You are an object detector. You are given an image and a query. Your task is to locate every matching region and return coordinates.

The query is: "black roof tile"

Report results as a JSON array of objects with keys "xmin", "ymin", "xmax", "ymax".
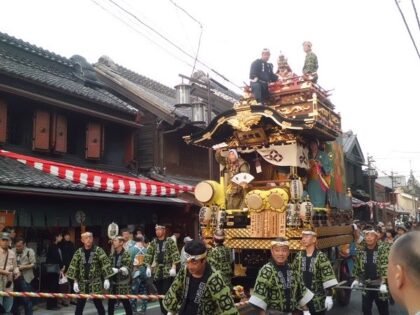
[
  {"xmin": 0, "ymin": 32, "xmax": 138, "ymax": 116},
  {"xmin": 0, "ymin": 156, "xmax": 96, "ymax": 191}
]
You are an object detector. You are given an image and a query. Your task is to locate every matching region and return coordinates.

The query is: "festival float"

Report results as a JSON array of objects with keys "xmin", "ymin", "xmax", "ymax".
[{"xmin": 184, "ymin": 76, "xmax": 354, "ymax": 302}]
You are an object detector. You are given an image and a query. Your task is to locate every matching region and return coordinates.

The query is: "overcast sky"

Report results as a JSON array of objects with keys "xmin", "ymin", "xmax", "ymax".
[{"xmin": 1, "ymin": 0, "xmax": 419, "ymax": 181}]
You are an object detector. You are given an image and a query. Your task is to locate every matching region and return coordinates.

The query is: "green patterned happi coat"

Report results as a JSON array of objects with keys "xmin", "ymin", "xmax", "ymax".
[
  {"xmin": 250, "ymin": 261, "xmax": 313, "ymax": 312},
  {"xmin": 163, "ymin": 264, "xmax": 239, "ymax": 315},
  {"xmin": 144, "ymin": 237, "xmax": 180, "ymax": 281},
  {"xmin": 303, "ymin": 51, "xmax": 318, "ymax": 74},
  {"xmin": 353, "ymin": 243, "xmax": 390, "ymax": 301},
  {"xmin": 292, "ymin": 251, "xmax": 338, "ymax": 312},
  {"xmin": 67, "ymin": 246, "xmax": 114, "ymax": 294},
  {"xmin": 208, "ymin": 245, "xmax": 233, "ymax": 288},
  {"xmin": 109, "ymin": 249, "xmax": 132, "ymax": 295}
]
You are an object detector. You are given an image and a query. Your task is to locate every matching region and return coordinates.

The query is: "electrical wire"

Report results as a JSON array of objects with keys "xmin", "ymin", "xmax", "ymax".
[
  {"xmin": 395, "ymin": 0, "xmax": 420, "ymax": 60},
  {"xmin": 90, "ymin": 0, "xmax": 194, "ymax": 68},
  {"xmin": 168, "ymin": 0, "xmax": 204, "ymax": 77},
  {"xmin": 106, "ymin": 0, "xmax": 242, "ymax": 89},
  {"xmin": 412, "ymin": 0, "xmax": 420, "ymax": 30}
]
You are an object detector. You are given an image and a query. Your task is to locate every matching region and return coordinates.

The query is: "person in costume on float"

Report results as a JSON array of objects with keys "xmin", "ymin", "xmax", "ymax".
[
  {"xmin": 302, "ymin": 41, "xmax": 319, "ymax": 83},
  {"xmin": 207, "ymin": 229, "xmax": 233, "ymax": 289},
  {"xmin": 351, "ymin": 226, "xmax": 390, "ymax": 315},
  {"xmin": 250, "ymin": 237, "xmax": 314, "ymax": 315},
  {"xmin": 215, "ymin": 148, "xmax": 250, "ymax": 209},
  {"xmin": 108, "ymin": 236, "xmax": 133, "ymax": 315},
  {"xmin": 163, "ymin": 240, "xmax": 239, "ymax": 315},
  {"xmin": 307, "ymin": 139, "xmax": 332, "ymax": 208},
  {"xmin": 292, "ymin": 231, "xmax": 338, "ymax": 315},
  {"xmin": 387, "ymin": 231, "xmax": 420, "ymax": 315},
  {"xmin": 249, "ymin": 48, "xmax": 278, "ymax": 104},
  {"xmin": 66, "ymin": 232, "xmax": 114, "ymax": 315},
  {"xmin": 276, "ymin": 52, "xmax": 294, "ymax": 81},
  {"xmin": 144, "ymin": 224, "xmax": 180, "ymax": 315}
]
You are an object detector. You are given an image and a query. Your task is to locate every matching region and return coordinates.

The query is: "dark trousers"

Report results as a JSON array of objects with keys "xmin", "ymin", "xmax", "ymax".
[
  {"xmin": 108, "ymin": 299, "xmax": 132, "ymax": 315},
  {"xmin": 75, "ymin": 298, "xmax": 105, "ymax": 315},
  {"xmin": 12, "ymin": 277, "xmax": 33, "ymax": 315},
  {"xmin": 250, "ymin": 81, "xmax": 269, "ymax": 103},
  {"xmin": 45, "ymin": 272, "xmax": 59, "ymax": 309},
  {"xmin": 362, "ymin": 291, "xmax": 389, "ymax": 315},
  {"xmin": 308, "ymin": 302, "xmax": 325, "ymax": 315},
  {"xmin": 155, "ymin": 278, "xmax": 172, "ymax": 315}
]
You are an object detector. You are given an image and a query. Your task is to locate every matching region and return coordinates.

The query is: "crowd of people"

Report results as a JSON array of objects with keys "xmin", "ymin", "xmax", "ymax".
[{"xmin": 0, "ymin": 220, "xmax": 419, "ymax": 315}]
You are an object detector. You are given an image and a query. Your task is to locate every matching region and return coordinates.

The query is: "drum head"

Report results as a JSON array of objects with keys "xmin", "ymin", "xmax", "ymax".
[
  {"xmin": 246, "ymin": 194, "xmax": 264, "ymax": 211},
  {"xmin": 195, "ymin": 181, "xmax": 214, "ymax": 203},
  {"xmin": 268, "ymin": 193, "xmax": 284, "ymax": 209}
]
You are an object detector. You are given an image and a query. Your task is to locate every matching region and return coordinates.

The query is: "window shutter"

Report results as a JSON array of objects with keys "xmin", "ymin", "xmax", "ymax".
[
  {"xmin": 51, "ymin": 113, "xmax": 67, "ymax": 154},
  {"xmin": 85, "ymin": 122, "xmax": 102, "ymax": 159},
  {"xmin": 0, "ymin": 100, "xmax": 7, "ymax": 143},
  {"xmin": 32, "ymin": 110, "xmax": 50, "ymax": 151},
  {"xmin": 124, "ymin": 130, "xmax": 135, "ymax": 166}
]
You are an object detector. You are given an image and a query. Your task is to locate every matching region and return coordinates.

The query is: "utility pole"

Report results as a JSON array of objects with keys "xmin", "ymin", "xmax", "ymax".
[
  {"xmin": 367, "ymin": 155, "xmax": 378, "ymax": 222},
  {"xmin": 207, "ymin": 73, "xmax": 214, "ymax": 180}
]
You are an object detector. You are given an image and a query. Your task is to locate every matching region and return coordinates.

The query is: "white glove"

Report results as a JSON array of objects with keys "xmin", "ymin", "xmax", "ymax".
[
  {"xmin": 103, "ymin": 279, "xmax": 110, "ymax": 290},
  {"xmin": 112, "ymin": 267, "xmax": 119, "ymax": 274},
  {"xmin": 120, "ymin": 267, "xmax": 129, "ymax": 276},
  {"xmin": 325, "ymin": 296, "xmax": 333, "ymax": 311},
  {"xmin": 379, "ymin": 284, "xmax": 388, "ymax": 293},
  {"xmin": 73, "ymin": 281, "xmax": 80, "ymax": 293},
  {"xmin": 351, "ymin": 280, "xmax": 359, "ymax": 289},
  {"xmin": 169, "ymin": 267, "xmax": 176, "ymax": 277},
  {"xmin": 303, "ymin": 310, "xmax": 311, "ymax": 315},
  {"xmin": 146, "ymin": 267, "xmax": 152, "ymax": 278}
]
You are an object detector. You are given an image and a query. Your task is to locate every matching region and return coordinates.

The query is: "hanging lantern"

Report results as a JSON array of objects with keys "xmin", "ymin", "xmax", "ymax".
[{"xmin": 290, "ymin": 178, "xmax": 303, "ymax": 201}]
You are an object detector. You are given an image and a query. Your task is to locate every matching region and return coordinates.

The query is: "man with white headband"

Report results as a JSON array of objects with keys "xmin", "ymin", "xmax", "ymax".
[
  {"xmin": 208, "ymin": 229, "xmax": 233, "ymax": 289},
  {"xmin": 250, "ymin": 237, "xmax": 313, "ymax": 315},
  {"xmin": 249, "ymin": 48, "xmax": 278, "ymax": 104},
  {"xmin": 292, "ymin": 230, "xmax": 337, "ymax": 315},
  {"xmin": 215, "ymin": 148, "xmax": 250, "ymax": 209},
  {"xmin": 144, "ymin": 224, "xmax": 180, "ymax": 315},
  {"xmin": 163, "ymin": 240, "xmax": 238, "ymax": 315},
  {"xmin": 352, "ymin": 226, "xmax": 390, "ymax": 315},
  {"xmin": 67, "ymin": 232, "xmax": 114, "ymax": 315}
]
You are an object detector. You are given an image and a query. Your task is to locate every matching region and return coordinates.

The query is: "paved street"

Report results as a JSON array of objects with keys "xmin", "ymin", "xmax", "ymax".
[{"xmin": 33, "ymin": 290, "xmax": 408, "ymax": 314}]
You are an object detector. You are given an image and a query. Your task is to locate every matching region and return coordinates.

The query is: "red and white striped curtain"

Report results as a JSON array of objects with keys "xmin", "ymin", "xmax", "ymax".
[{"xmin": 0, "ymin": 150, "xmax": 194, "ymax": 197}]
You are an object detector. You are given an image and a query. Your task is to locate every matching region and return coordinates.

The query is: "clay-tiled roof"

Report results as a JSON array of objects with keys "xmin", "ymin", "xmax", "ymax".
[{"xmin": 0, "ymin": 32, "xmax": 138, "ymax": 116}]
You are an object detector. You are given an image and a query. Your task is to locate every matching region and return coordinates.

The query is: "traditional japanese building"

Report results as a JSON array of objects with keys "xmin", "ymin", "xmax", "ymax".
[{"xmin": 0, "ymin": 31, "xmax": 195, "ymax": 247}]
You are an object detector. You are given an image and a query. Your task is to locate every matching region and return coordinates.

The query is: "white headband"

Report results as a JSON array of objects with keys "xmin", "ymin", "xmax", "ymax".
[
  {"xmin": 185, "ymin": 252, "xmax": 207, "ymax": 262},
  {"xmin": 270, "ymin": 240, "xmax": 290, "ymax": 248},
  {"xmin": 302, "ymin": 230, "xmax": 317, "ymax": 236}
]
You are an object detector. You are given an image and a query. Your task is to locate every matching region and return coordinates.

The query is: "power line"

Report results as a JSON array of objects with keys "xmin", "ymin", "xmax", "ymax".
[
  {"xmin": 395, "ymin": 0, "xmax": 420, "ymax": 60},
  {"xmin": 412, "ymin": 0, "xmax": 420, "ymax": 30},
  {"xmin": 90, "ymin": 0, "xmax": 194, "ymax": 68},
  {"xmin": 168, "ymin": 0, "xmax": 204, "ymax": 76},
  {"xmin": 106, "ymin": 0, "xmax": 242, "ymax": 89}
]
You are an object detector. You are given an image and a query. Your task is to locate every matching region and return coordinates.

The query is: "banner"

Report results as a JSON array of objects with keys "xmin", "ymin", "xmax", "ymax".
[{"xmin": 256, "ymin": 143, "xmax": 309, "ymax": 169}]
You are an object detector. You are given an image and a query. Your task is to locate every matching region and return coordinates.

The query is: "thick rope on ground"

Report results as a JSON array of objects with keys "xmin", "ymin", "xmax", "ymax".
[{"xmin": 0, "ymin": 291, "xmax": 163, "ymax": 300}]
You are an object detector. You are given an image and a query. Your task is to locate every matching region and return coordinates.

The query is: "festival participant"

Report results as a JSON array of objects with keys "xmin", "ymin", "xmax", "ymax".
[
  {"xmin": 108, "ymin": 236, "xmax": 133, "ymax": 315},
  {"xmin": 250, "ymin": 237, "xmax": 313, "ymax": 315},
  {"xmin": 207, "ymin": 229, "xmax": 233, "ymax": 289},
  {"xmin": 292, "ymin": 231, "xmax": 338, "ymax": 315},
  {"xmin": 144, "ymin": 224, "xmax": 180, "ymax": 315},
  {"xmin": 163, "ymin": 240, "xmax": 238, "ymax": 315},
  {"xmin": 66, "ymin": 232, "xmax": 114, "ymax": 315},
  {"xmin": 387, "ymin": 231, "xmax": 420, "ymax": 315},
  {"xmin": 215, "ymin": 148, "xmax": 250, "ymax": 209},
  {"xmin": 249, "ymin": 48, "xmax": 278, "ymax": 104},
  {"xmin": 302, "ymin": 41, "xmax": 319, "ymax": 83},
  {"xmin": 351, "ymin": 226, "xmax": 390, "ymax": 315}
]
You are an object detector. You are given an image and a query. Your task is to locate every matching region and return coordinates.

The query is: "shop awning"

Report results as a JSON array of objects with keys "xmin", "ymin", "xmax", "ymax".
[{"xmin": 0, "ymin": 150, "xmax": 194, "ymax": 197}]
